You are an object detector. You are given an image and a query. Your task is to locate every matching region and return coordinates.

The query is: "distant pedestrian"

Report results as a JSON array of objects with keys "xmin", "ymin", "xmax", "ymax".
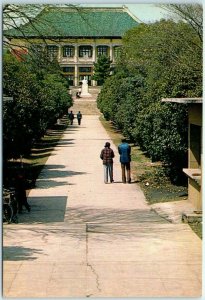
[
  {"xmin": 76, "ymin": 91, "xmax": 81, "ymax": 98},
  {"xmin": 15, "ymin": 173, "xmax": 31, "ymax": 213},
  {"xmin": 68, "ymin": 111, "xmax": 75, "ymax": 125},
  {"xmin": 100, "ymin": 142, "xmax": 115, "ymax": 184},
  {"xmin": 77, "ymin": 111, "xmax": 82, "ymax": 125},
  {"xmin": 118, "ymin": 138, "xmax": 131, "ymax": 183}
]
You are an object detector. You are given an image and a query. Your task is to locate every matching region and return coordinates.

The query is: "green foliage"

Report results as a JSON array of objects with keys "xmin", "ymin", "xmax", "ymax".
[
  {"xmin": 97, "ymin": 76, "xmax": 121, "ymax": 120},
  {"xmin": 3, "ymin": 52, "xmax": 72, "ymax": 160},
  {"xmin": 92, "ymin": 54, "xmax": 112, "ymax": 85},
  {"xmin": 97, "ymin": 18, "xmax": 202, "ymax": 184}
]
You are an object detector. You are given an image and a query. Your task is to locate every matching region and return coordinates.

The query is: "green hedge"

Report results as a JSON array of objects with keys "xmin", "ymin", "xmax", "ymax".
[{"xmin": 3, "ymin": 52, "xmax": 73, "ymax": 160}]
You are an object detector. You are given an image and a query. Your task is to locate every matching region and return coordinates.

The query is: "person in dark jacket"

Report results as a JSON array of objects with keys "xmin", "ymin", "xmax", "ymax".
[
  {"xmin": 68, "ymin": 111, "xmax": 75, "ymax": 125},
  {"xmin": 118, "ymin": 138, "xmax": 131, "ymax": 183},
  {"xmin": 100, "ymin": 142, "xmax": 115, "ymax": 183},
  {"xmin": 77, "ymin": 111, "xmax": 82, "ymax": 125}
]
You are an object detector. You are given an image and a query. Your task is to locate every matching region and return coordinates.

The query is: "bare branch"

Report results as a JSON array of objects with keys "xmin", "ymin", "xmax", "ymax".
[
  {"xmin": 3, "ymin": 4, "xmax": 92, "ymax": 54},
  {"xmin": 159, "ymin": 4, "xmax": 203, "ymax": 42}
]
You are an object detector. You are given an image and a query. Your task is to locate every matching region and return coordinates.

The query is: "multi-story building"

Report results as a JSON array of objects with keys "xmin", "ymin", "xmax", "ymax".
[{"xmin": 4, "ymin": 6, "xmax": 140, "ymax": 86}]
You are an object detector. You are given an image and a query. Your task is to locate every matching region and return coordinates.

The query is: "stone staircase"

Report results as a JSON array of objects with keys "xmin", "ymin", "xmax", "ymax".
[
  {"xmin": 70, "ymin": 86, "xmax": 101, "ymax": 115},
  {"xmin": 71, "ymin": 100, "xmax": 100, "ymax": 115}
]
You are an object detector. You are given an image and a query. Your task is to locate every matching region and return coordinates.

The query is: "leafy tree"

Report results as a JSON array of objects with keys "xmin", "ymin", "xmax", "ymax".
[
  {"xmin": 92, "ymin": 54, "xmax": 112, "ymax": 85},
  {"xmin": 3, "ymin": 52, "xmax": 72, "ymax": 160}
]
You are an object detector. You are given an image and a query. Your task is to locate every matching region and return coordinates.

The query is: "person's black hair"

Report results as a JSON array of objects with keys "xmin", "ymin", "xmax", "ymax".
[{"xmin": 105, "ymin": 142, "xmax": 110, "ymax": 147}]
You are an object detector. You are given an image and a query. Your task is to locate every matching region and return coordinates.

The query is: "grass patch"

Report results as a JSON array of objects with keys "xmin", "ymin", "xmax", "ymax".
[
  {"xmin": 99, "ymin": 116, "xmax": 123, "ymax": 146},
  {"xmin": 189, "ymin": 223, "xmax": 202, "ymax": 239},
  {"xmin": 137, "ymin": 165, "xmax": 188, "ymax": 204}
]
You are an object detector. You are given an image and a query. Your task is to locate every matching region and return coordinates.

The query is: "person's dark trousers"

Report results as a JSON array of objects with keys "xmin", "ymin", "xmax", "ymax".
[
  {"xmin": 23, "ymin": 196, "xmax": 30, "ymax": 212},
  {"xmin": 121, "ymin": 162, "xmax": 131, "ymax": 183},
  {"xmin": 17, "ymin": 192, "xmax": 30, "ymax": 212},
  {"xmin": 78, "ymin": 119, "xmax": 81, "ymax": 125}
]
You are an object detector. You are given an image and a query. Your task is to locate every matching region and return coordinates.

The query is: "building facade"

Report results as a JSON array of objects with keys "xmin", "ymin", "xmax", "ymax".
[
  {"xmin": 43, "ymin": 37, "xmax": 123, "ymax": 86},
  {"xmin": 4, "ymin": 6, "xmax": 140, "ymax": 86}
]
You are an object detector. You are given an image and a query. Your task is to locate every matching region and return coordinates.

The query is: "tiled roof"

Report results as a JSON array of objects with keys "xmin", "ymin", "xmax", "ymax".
[{"xmin": 4, "ymin": 7, "xmax": 139, "ymax": 38}]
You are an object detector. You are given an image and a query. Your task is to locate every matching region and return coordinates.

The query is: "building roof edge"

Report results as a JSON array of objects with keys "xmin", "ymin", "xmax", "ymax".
[
  {"xmin": 162, "ymin": 97, "xmax": 202, "ymax": 104},
  {"xmin": 122, "ymin": 5, "xmax": 143, "ymax": 23}
]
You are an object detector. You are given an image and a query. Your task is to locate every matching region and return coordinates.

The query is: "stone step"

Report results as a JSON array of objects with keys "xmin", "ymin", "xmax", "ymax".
[
  {"xmin": 70, "ymin": 86, "xmax": 101, "ymax": 98},
  {"xmin": 182, "ymin": 212, "xmax": 202, "ymax": 223},
  {"xmin": 70, "ymin": 99, "xmax": 100, "ymax": 115}
]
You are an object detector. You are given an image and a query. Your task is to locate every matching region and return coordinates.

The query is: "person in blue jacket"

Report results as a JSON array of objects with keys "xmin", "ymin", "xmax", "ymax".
[{"xmin": 118, "ymin": 138, "xmax": 131, "ymax": 183}]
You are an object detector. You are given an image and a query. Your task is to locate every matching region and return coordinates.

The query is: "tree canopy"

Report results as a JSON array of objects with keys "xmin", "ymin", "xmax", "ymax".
[
  {"xmin": 3, "ymin": 51, "xmax": 72, "ymax": 160},
  {"xmin": 92, "ymin": 55, "xmax": 112, "ymax": 85}
]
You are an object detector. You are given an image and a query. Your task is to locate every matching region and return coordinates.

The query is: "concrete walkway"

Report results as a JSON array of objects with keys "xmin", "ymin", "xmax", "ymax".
[{"xmin": 3, "ymin": 100, "xmax": 202, "ymax": 297}]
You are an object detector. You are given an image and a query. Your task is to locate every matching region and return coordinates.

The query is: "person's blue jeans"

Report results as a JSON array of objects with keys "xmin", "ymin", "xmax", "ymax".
[{"xmin": 104, "ymin": 163, "xmax": 113, "ymax": 183}]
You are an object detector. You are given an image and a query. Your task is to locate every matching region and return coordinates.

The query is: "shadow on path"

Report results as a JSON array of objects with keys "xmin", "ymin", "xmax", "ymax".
[
  {"xmin": 19, "ymin": 196, "xmax": 67, "ymax": 224},
  {"xmin": 3, "ymin": 246, "xmax": 43, "ymax": 261},
  {"xmin": 65, "ymin": 206, "xmax": 169, "ymax": 225},
  {"xmin": 35, "ymin": 164, "xmax": 87, "ymax": 189}
]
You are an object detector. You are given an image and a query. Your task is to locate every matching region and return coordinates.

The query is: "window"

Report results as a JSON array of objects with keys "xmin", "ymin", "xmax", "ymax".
[
  {"xmin": 30, "ymin": 45, "xmax": 43, "ymax": 59},
  {"xmin": 114, "ymin": 46, "xmax": 122, "ymax": 59},
  {"xmin": 79, "ymin": 67, "xmax": 92, "ymax": 73},
  {"xmin": 65, "ymin": 75, "xmax": 74, "ymax": 86},
  {"xmin": 63, "ymin": 46, "xmax": 74, "ymax": 57},
  {"xmin": 66, "ymin": 75, "xmax": 74, "ymax": 80},
  {"xmin": 30, "ymin": 44, "xmax": 43, "ymax": 54},
  {"xmin": 97, "ymin": 46, "xmax": 108, "ymax": 56},
  {"xmin": 79, "ymin": 46, "xmax": 92, "ymax": 58},
  {"xmin": 62, "ymin": 67, "xmax": 74, "ymax": 73},
  {"xmin": 47, "ymin": 45, "xmax": 58, "ymax": 59}
]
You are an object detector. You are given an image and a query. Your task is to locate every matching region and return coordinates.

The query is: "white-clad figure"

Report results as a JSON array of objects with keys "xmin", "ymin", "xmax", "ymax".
[{"xmin": 80, "ymin": 76, "xmax": 91, "ymax": 97}]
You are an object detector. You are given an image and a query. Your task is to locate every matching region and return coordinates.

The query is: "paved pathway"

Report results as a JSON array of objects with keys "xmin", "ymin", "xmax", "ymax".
[{"xmin": 3, "ymin": 99, "xmax": 202, "ymax": 297}]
